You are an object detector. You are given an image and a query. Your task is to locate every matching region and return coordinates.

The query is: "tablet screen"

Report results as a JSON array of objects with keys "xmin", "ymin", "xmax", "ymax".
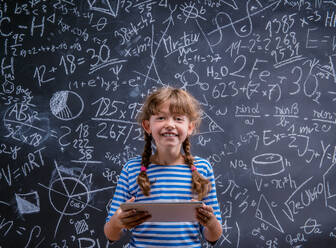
[{"xmin": 120, "ymin": 201, "xmax": 203, "ymax": 222}]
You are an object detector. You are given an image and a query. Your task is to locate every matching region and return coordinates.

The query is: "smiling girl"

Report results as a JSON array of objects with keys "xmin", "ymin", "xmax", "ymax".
[{"xmin": 104, "ymin": 87, "xmax": 223, "ymax": 247}]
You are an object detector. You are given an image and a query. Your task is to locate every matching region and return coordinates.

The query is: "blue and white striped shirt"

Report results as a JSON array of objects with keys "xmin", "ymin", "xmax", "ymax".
[{"xmin": 106, "ymin": 156, "xmax": 222, "ymax": 247}]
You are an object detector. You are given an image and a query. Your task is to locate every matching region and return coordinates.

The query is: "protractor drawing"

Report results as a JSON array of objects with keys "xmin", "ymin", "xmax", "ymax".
[
  {"xmin": 49, "ymin": 177, "xmax": 89, "ymax": 216},
  {"xmin": 39, "ymin": 160, "xmax": 115, "ymax": 238},
  {"xmin": 50, "ymin": 90, "xmax": 84, "ymax": 121}
]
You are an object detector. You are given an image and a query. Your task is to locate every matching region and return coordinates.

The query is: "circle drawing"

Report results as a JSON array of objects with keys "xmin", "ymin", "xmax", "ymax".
[
  {"xmin": 50, "ymin": 91, "xmax": 84, "ymax": 121},
  {"xmin": 49, "ymin": 177, "xmax": 89, "ymax": 216}
]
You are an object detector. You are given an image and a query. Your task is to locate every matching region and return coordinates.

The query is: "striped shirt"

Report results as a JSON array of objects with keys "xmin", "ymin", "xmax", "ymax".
[{"xmin": 106, "ymin": 156, "xmax": 222, "ymax": 247}]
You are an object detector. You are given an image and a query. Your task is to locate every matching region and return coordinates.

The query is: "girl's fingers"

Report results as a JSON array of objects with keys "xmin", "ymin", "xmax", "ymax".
[
  {"xmin": 120, "ymin": 208, "xmax": 137, "ymax": 218},
  {"xmin": 196, "ymin": 214, "xmax": 208, "ymax": 226},
  {"xmin": 121, "ymin": 211, "xmax": 151, "ymax": 228},
  {"xmin": 124, "ymin": 214, "xmax": 152, "ymax": 229},
  {"xmin": 118, "ymin": 197, "xmax": 152, "ymax": 229},
  {"xmin": 199, "ymin": 207, "xmax": 213, "ymax": 218},
  {"xmin": 126, "ymin": 196, "xmax": 135, "ymax": 203},
  {"xmin": 122, "ymin": 211, "xmax": 144, "ymax": 222},
  {"xmin": 196, "ymin": 204, "xmax": 215, "ymax": 226}
]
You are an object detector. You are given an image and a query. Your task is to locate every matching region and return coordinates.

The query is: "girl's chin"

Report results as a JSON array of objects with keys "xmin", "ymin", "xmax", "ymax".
[
  {"xmin": 160, "ymin": 136, "xmax": 179, "ymax": 142},
  {"xmin": 157, "ymin": 141, "xmax": 181, "ymax": 148}
]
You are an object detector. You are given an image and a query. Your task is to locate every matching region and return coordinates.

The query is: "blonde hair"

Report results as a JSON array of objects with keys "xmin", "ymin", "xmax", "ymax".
[{"xmin": 137, "ymin": 87, "xmax": 211, "ymax": 200}]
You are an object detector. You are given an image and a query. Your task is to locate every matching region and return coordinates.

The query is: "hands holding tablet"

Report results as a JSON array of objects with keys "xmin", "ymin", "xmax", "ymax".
[
  {"xmin": 118, "ymin": 197, "xmax": 215, "ymax": 227},
  {"xmin": 116, "ymin": 197, "xmax": 151, "ymax": 229},
  {"xmin": 195, "ymin": 203, "xmax": 216, "ymax": 227},
  {"xmin": 194, "ymin": 201, "xmax": 223, "ymax": 243},
  {"xmin": 106, "ymin": 197, "xmax": 222, "ymax": 243}
]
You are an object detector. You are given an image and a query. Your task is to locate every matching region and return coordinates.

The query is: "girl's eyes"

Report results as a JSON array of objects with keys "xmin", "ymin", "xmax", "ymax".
[
  {"xmin": 155, "ymin": 116, "xmax": 185, "ymax": 121},
  {"xmin": 175, "ymin": 116, "xmax": 184, "ymax": 121}
]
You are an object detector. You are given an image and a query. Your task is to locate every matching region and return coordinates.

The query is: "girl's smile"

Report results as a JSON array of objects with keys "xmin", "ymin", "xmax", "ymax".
[{"xmin": 161, "ymin": 132, "xmax": 178, "ymax": 137}]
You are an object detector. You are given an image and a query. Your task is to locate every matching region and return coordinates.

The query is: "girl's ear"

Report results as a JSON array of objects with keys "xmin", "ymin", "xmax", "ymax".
[
  {"xmin": 187, "ymin": 121, "xmax": 195, "ymax": 136},
  {"xmin": 142, "ymin": 120, "xmax": 151, "ymax": 134}
]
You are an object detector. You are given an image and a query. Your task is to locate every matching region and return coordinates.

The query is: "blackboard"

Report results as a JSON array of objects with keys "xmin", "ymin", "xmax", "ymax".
[{"xmin": 1, "ymin": 0, "xmax": 336, "ymax": 247}]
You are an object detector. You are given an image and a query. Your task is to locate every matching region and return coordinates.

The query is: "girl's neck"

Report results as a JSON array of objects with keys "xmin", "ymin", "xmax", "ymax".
[{"xmin": 151, "ymin": 152, "xmax": 185, "ymax": 165}]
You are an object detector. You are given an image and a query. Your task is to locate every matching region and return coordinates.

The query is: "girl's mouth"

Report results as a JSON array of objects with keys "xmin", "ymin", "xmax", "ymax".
[{"xmin": 162, "ymin": 133, "xmax": 178, "ymax": 137}]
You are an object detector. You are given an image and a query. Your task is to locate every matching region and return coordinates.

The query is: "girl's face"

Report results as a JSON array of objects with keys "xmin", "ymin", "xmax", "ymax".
[{"xmin": 142, "ymin": 101, "xmax": 195, "ymax": 153}]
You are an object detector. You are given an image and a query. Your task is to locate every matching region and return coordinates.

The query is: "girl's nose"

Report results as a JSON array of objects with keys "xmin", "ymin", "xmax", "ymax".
[{"xmin": 165, "ymin": 118, "xmax": 175, "ymax": 128}]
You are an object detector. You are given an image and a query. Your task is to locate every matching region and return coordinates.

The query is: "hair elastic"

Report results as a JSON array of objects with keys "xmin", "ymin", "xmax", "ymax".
[
  {"xmin": 191, "ymin": 166, "xmax": 197, "ymax": 172},
  {"xmin": 140, "ymin": 166, "xmax": 147, "ymax": 172}
]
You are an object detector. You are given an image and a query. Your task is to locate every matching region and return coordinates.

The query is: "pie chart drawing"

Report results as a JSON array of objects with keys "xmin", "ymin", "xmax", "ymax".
[
  {"xmin": 49, "ymin": 177, "xmax": 89, "ymax": 216},
  {"xmin": 50, "ymin": 91, "xmax": 84, "ymax": 121}
]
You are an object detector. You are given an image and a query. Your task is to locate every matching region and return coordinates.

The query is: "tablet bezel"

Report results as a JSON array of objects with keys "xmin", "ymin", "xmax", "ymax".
[{"xmin": 120, "ymin": 201, "xmax": 203, "ymax": 222}]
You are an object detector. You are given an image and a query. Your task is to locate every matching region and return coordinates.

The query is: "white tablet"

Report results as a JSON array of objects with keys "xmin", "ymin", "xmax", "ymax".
[{"xmin": 120, "ymin": 201, "xmax": 203, "ymax": 222}]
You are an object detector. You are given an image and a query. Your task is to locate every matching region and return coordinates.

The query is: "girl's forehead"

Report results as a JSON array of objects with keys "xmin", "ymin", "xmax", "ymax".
[
  {"xmin": 153, "ymin": 101, "xmax": 186, "ymax": 115},
  {"xmin": 157, "ymin": 101, "xmax": 170, "ymax": 110}
]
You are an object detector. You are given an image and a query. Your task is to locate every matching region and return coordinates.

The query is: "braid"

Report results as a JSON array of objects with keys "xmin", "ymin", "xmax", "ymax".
[
  {"xmin": 183, "ymin": 137, "xmax": 211, "ymax": 201},
  {"xmin": 183, "ymin": 137, "xmax": 194, "ymax": 167},
  {"xmin": 137, "ymin": 132, "xmax": 152, "ymax": 196}
]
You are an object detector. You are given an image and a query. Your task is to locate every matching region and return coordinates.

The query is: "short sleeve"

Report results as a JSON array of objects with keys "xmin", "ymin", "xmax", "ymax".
[
  {"xmin": 204, "ymin": 163, "xmax": 222, "ymax": 223},
  {"xmin": 195, "ymin": 158, "xmax": 223, "ymax": 242},
  {"xmin": 105, "ymin": 163, "xmax": 132, "ymax": 223}
]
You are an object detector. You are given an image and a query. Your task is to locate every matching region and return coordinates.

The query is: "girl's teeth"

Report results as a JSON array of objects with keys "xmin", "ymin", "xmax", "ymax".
[{"xmin": 163, "ymin": 134, "xmax": 175, "ymax": 136}]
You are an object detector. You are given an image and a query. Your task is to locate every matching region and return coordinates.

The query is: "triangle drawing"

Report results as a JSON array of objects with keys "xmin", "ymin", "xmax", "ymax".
[
  {"xmin": 201, "ymin": 111, "xmax": 224, "ymax": 133},
  {"xmin": 255, "ymin": 194, "xmax": 284, "ymax": 233},
  {"xmin": 87, "ymin": 0, "xmax": 119, "ymax": 17},
  {"xmin": 15, "ymin": 192, "xmax": 40, "ymax": 214}
]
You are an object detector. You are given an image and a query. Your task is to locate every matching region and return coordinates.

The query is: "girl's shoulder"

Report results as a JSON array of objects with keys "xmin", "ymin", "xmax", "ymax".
[
  {"xmin": 193, "ymin": 156, "xmax": 210, "ymax": 163},
  {"xmin": 193, "ymin": 156, "xmax": 214, "ymax": 178},
  {"xmin": 193, "ymin": 156, "xmax": 212, "ymax": 169},
  {"xmin": 126, "ymin": 156, "xmax": 142, "ymax": 163},
  {"xmin": 123, "ymin": 156, "xmax": 142, "ymax": 170}
]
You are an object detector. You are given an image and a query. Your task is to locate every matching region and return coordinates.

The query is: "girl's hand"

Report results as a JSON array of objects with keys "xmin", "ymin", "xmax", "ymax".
[
  {"xmin": 196, "ymin": 203, "xmax": 216, "ymax": 227},
  {"xmin": 115, "ymin": 197, "xmax": 151, "ymax": 229}
]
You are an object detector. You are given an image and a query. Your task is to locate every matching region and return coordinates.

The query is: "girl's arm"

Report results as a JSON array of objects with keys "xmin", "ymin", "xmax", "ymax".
[
  {"xmin": 104, "ymin": 208, "xmax": 125, "ymax": 241},
  {"xmin": 196, "ymin": 204, "xmax": 223, "ymax": 242}
]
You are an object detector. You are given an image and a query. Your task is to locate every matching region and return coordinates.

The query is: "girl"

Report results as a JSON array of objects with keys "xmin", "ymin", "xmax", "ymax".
[{"xmin": 104, "ymin": 87, "xmax": 223, "ymax": 247}]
